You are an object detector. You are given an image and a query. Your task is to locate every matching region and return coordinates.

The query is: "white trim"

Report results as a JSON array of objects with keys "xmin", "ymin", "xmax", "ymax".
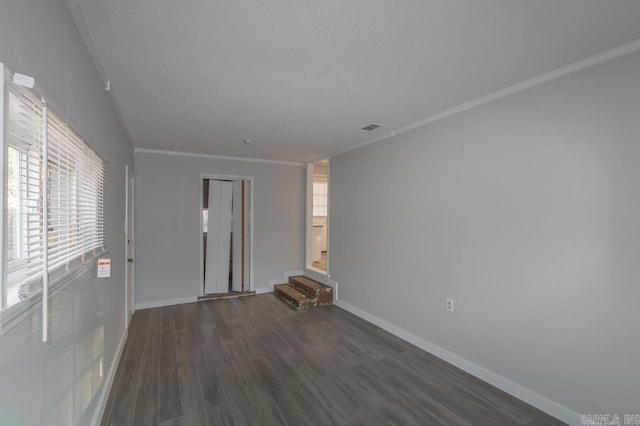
[
  {"xmin": 1, "ymin": 63, "xmax": 7, "ymax": 311},
  {"xmin": 135, "ymin": 147, "xmax": 305, "ymax": 167},
  {"xmin": 249, "ymin": 182, "xmax": 255, "ymax": 294},
  {"xmin": 130, "ymin": 174, "xmax": 135, "ymax": 315},
  {"xmin": 267, "ymin": 270, "xmax": 305, "ymax": 292},
  {"xmin": 303, "ymin": 269, "xmax": 338, "ymax": 302},
  {"xmin": 334, "ymin": 299, "xmax": 580, "ymax": 426},
  {"xmin": 302, "ymin": 268, "xmax": 337, "ymax": 289},
  {"xmin": 285, "ymin": 270, "xmax": 304, "ymax": 279},
  {"xmin": 200, "ymin": 173, "xmax": 255, "ymax": 296},
  {"xmin": 256, "ymin": 287, "xmax": 273, "ymax": 295},
  {"xmin": 331, "ymin": 37, "xmax": 640, "ymax": 159},
  {"xmin": 306, "ymin": 265, "xmax": 326, "ymax": 275},
  {"xmin": 268, "ymin": 279, "xmax": 281, "ymax": 291},
  {"xmin": 134, "ymin": 296, "xmax": 197, "ymax": 310},
  {"xmin": 124, "ymin": 165, "xmax": 130, "ymax": 329},
  {"xmin": 304, "ymin": 163, "xmax": 314, "ymax": 269},
  {"xmin": 325, "ymin": 159, "xmax": 330, "ymax": 275},
  {"xmin": 200, "ymin": 173, "xmax": 255, "ymax": 181},
  {"xmin": 305, "ymin": 158, "xmax": 331, "ymax": 274},
  {"xmin": 90, "ymin": 327, "xmax": 128, "ymax": 426},
  {"xmin": 41, "ymin": 102, "xmax": 49, "ymax": 343}
]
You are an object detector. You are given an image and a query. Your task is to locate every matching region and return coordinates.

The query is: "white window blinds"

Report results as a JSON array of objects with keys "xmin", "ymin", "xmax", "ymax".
[
  {"xmin": 3, "ymin": 77, "xmax": 105, "ymax": 313},
  {"xmin": 46, "ymin": 109, "xmax": 105, "ymax": 272},
  {"xmin": 8, "ymin": 85, "xmax": 45, "ymax": 298}
]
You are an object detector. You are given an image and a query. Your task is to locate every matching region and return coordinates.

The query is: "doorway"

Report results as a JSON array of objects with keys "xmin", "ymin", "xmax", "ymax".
[
  {"xmin": 306, "ymin": 159, "xmax": 329, "ymax": 273},
  {"xmin": 201, "ymin": 175, "xmax": 253, "ymax": 296}
]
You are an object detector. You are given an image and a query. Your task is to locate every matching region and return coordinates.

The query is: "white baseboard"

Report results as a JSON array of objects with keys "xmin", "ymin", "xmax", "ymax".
[
  {"xmin": 135, "ymin": 296, "xmax": 198, "ymax": 310},
  {"xmin": 90, "ymin": 328, "xmax": 128, "ymax": 426},
  {"xmin": 303, "ymin": 268, "xmax": 337, "ymax": 288},
  {"xmin": 267, "ymin": 270, "xmax": 305, "ymax": 292},
  {"xmin": 304, "ymin": 268, "xmax": 338, "ymax": 302},
  {"xmin": 268, "ymin": 279, "xmax": 281, "ymax": 291},
  {"xmin": 303, "ymin": 268, "xmax": 339, "ymax": 301},
  {"xmin": 334, "ymin": 299, "xmax": 580, "ymax": 426},
  {"xmin": 285, "ymin": 270, "xmax": 304, "ymax": 279}
]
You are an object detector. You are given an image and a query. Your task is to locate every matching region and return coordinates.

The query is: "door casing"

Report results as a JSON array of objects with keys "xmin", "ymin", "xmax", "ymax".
[
  {"xmin": 124, "ymin": 165, "xmax": 135, "ymax": 327},
  {"xmin": 200, "ymin": 174, "xmax": 254, "ymax": 295}
]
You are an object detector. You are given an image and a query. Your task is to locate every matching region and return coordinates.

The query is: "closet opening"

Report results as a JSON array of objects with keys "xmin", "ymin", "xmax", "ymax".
[{"xmin": 201, "ymin": 176, "xmax": 253, "ymax": 297}]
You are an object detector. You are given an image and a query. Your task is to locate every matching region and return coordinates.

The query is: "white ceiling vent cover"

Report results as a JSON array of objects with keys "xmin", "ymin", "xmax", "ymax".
[{"xmin": 360, "ymin": 124, "xmax": 382, "ymax": 132}]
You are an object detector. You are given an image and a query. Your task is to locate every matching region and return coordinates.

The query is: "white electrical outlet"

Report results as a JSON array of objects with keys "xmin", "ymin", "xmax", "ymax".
[{"xmin": 447, "ymin": 298, "xmax": 454, "ymax": 312}]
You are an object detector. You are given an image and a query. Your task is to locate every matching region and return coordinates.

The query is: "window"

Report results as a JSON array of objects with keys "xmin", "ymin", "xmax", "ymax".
[
  {"xmin": 1, "ymin": 65, "xmax": 105, "ymax": 330},
  {"xmin": 202, "ymin": 209, "xmax": 209, "ymax": 233},
  {"xmin": 313, "ymin": 176, "xmax": 328, "ymax": 217},
  {"xmin": 7, "ymin": 145, "xmax": 23, "ymax": 265}
]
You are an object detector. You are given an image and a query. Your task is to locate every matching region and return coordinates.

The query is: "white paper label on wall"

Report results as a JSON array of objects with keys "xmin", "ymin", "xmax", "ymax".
[{"xmin": 97, "ymin": 258, "xmax": 111, "ymax": 278}]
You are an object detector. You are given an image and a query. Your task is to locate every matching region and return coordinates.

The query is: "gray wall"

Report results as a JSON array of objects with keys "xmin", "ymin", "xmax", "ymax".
[
  {"xmin": 134, "ymin": 152, "xmax": 305, "ymax": 306},
  {"xmin": 330, "ymin": 50, "xmax": 640, "ymax": 418},
  {"xmin": 0, "ymin": 0, "xmax": 133, "ymax": 425}
]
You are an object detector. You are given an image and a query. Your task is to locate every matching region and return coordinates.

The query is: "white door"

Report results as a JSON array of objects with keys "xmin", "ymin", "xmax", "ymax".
[
  {"xmin": 205, "ymin": 180, "xmax": 233, "ymax": 294},
  {"xmin": 124, "ymin": 166, "xmax": 135, "ymax": 327},
  {"xmin": 231, "ymin": 180, "xmax": 243, "ymax": 292}
]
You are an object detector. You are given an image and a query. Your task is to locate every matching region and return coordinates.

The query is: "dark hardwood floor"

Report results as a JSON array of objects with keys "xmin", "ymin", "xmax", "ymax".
[{"xmin": 101, "ymin": 294, "xmax": 564, "ymax": 426}]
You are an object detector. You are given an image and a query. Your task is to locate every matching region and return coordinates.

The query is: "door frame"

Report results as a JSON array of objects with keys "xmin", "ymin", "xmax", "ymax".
[
  {"xmin": 199, "ymin": 173, "xmax": 254, "ymax": 296},
  {"xmin": 124, "ymin": 165, "xmax": 135, "ymax": 328},
  {"xmin": 305, "ymin": 159, "xmax": 329, "ymax": 275}
]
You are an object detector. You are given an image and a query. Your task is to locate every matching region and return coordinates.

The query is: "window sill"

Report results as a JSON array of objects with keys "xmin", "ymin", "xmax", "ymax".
[{"xmin": 0, "ymin": 248, "xmax": 109, "ymax": 336}]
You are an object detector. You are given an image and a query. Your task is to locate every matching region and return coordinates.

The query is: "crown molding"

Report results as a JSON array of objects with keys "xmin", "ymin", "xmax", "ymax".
[
  {"xmin": 134, "ymin": 147, "xmax": 305, "ymax": 167},
  {"xmin": 332, "ymin": 37, "xmax": 640, "ymax": 158}
]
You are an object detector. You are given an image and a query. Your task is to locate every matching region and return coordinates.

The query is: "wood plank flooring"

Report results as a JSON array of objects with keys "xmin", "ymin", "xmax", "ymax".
[{"xmin": 101, "ymin": 294, "xmax": 564, "ymax": 426}]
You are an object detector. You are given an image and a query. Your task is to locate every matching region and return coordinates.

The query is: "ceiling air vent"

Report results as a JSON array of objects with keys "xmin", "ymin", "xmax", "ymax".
[{"xmin": 360, "ymin": 123, "xmax": 382, "ymax": 132}]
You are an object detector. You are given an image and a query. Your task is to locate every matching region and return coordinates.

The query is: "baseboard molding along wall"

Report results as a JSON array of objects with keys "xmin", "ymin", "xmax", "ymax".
[
  {"xmin": 135, "ymin": 296, "xmax": 198, "ymax": 310},
  {"xmin": 303, "ymin": 268, "xmax": 338, "ymax": 301},
  {"xmin": 94, "ymin": 281, "xmax": 575, "ymax": 425},
  {"xmin": 267, "ymin": 270, "xmax": 305, "ymax": 293},
  {"xmin": 334, "ymin": 299, "xmax": 581, "ymax": 426},
  {"xmin": 90, "ymin": 328, "xmax": 128, "ymax": 426},
  {"xmin": 285, "ymin": 270, "xmax": 304, "ymax": 279}
]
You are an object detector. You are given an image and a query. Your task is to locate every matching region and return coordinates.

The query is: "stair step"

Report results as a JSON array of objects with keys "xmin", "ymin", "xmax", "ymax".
[
  {"xmin": 274, "ymin": 284, "xmax": 317, "ymax": 310},
  {"xmin": 289, "ymin": 276, "xmax": 333, "ymax": 305}
]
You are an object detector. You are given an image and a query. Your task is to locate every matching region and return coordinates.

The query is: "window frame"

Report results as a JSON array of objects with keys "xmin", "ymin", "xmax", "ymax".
[
  {"xmin": 6, "ymin": 144, "xmax": 26, "ymax": 271},
  {"xmin": 1, "ymin": 63, "xmax": 107, "ymax": 335}
]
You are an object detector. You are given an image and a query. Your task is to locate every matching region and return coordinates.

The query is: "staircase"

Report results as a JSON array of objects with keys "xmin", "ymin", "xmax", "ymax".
[
  {"xmin": 274, "ymin": 275, "xmax": 333, "ymax": 310},
  {"xmin": 312, "ymin": 251, "xmax": 327, "ymax": 271}
]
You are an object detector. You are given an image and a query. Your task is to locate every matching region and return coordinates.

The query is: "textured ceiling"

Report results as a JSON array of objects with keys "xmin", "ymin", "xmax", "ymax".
[{"xmin": 67, "ymin": 0, "xmax": 640, "ymax": 162}]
